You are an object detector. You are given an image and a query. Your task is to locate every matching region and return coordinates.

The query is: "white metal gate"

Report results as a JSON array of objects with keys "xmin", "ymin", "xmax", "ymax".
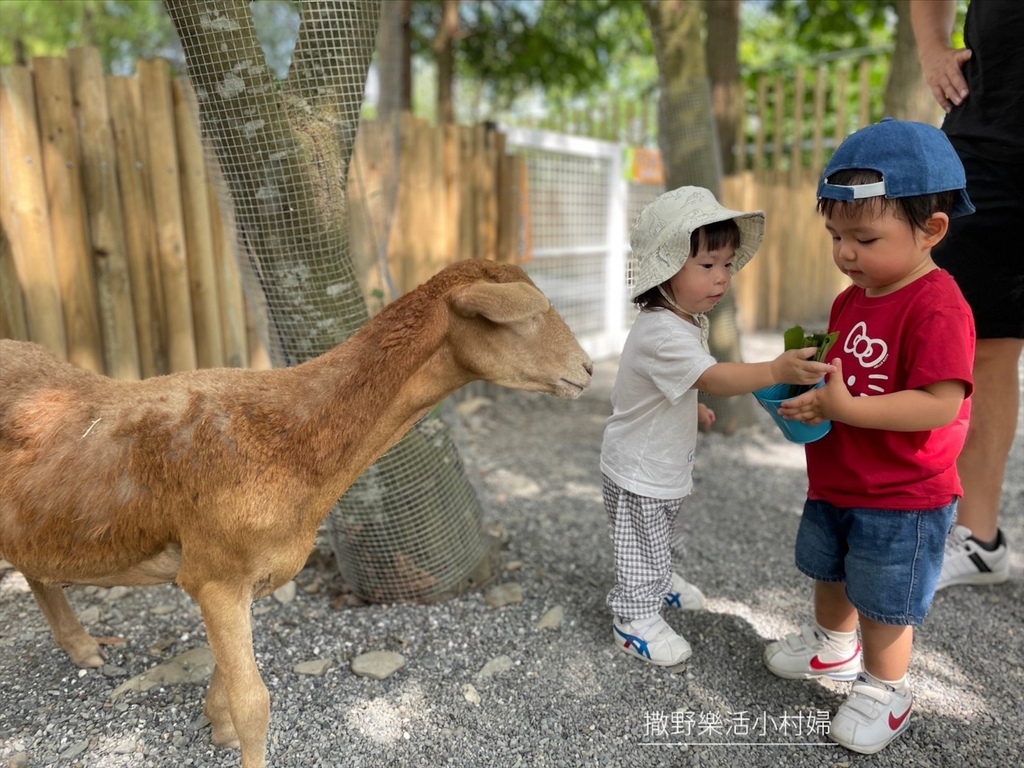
[{"xmin": 503, "ymin": 126, "xmax": 663, "ymax": 361}]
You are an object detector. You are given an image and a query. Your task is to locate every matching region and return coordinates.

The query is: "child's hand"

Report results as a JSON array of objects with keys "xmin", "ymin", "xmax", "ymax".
[
  {"xmin": 770, "ymin": 347, "xmax": 836, "ymax": 386},
  {"xmin": 697, "ymin": 403, "xmax": 716, "ymax": 431},
  {"xmin": 779, "ymin": 358, "xmax": 850, "ymax": 424}
]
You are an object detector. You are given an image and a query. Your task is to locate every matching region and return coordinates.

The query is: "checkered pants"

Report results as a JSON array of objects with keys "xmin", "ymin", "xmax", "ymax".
[{"xmin": 602, "ymin": 474, "xmax": 687, "ymax": 621}]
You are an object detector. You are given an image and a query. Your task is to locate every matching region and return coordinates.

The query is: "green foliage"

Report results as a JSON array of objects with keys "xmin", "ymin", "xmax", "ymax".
[
  {"xmin": 765, "ymin": 0, "xmax": 893, "ymax": 55},
  {"xmin": 411, "ymin": 0, "xmax": 652, "ymax": 111},
  {"xmin": 782, "ymin": 324, "xmax": 838, "ymax": 397},
  {"xmin": 0, "ymin": 0, "xmax": 176, "ymax": 74},
  {"xmin": 784, "ymin": 325, "xmax": 838, "ymax": 362},
  {"xmin": 738, "ymin": 1, "xmax": 904, "ymax": 172}
]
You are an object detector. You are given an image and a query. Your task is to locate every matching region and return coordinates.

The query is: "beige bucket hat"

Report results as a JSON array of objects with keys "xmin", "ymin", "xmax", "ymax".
[{"xmin": 628, "ymin": 186, "xmax": 765, "ymax": 300}]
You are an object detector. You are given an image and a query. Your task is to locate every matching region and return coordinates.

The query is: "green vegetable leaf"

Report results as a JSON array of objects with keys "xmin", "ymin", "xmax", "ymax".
[
  {"xmin": 810, "ymin": 331, "xmax": 839, "ymax": 363},
  {"xmin": 783, "ymin": 326, "xmax": 838, "ymax": 361},
  {"xmin": 781, "ymin": 326, "xmax": 838, "ymax": 398},
  {"xmin": 784, "ymin": 325, "xmax": 807, "ymax": 351}
]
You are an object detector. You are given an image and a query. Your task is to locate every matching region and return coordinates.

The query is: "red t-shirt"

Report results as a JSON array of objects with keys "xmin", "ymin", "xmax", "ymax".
[{"xmin": 806, "ymin": 270, "xmax": 975, "ymax": 510}]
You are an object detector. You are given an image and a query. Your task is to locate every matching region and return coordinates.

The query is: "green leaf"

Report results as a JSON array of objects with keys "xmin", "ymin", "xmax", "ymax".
[
  {"xmin": 784, "ymin": 325, "xmax": 807, "ymax": 351},
  {"xmin": 781, "ymin": 326, "xmax": 837, "ymax": 398},
  {"xmin": 810, "ymin": 331, "xmax": 839, "ymax": 363}
]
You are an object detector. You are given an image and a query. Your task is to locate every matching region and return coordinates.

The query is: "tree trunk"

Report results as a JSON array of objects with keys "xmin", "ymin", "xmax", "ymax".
[
  {"xmin": 705, "ymin": 0, "xmax": 741, "ymax": 175},
  {"xmin": 645, "ymin": 0, "xmax": 719, "ymax": 194},
  {"xmin": 165, "ymin": 0, "xmax": 498, "ymax": 603},
  {"xmin": 884, "ymin": 0, "xmax": 943, "ymax": 124},
  {"xmin": 434, "ymin": 0, "xmax": 459, "ymax": 124},
  {"xmin": 400, "ymin": 0, "xmax": 413, "ymax": 112},
  {"xmin": 644, "ymin": 0, "xmax": 756, "ymax": 434},
  {"xmin": 165, "ymin": 0, "xmax": 375, "ymax": 362},
  {"xmin": 377, "ymin": 0, "xmax": 406, "ymax": 118}
]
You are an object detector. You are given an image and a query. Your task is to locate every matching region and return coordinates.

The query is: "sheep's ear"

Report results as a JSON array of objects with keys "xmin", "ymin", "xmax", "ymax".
[{"xmin": 451, "ymin": 281, "xmax": 550, "ymax": 323}]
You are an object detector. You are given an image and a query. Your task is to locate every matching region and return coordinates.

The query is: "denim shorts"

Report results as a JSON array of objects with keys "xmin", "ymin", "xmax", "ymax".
[{"xmin": 794, "ymin": 498, "xmax": 957, "ymax": 626}]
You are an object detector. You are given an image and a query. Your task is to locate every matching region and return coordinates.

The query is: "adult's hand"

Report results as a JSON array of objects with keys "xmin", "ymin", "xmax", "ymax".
[
  {"xmin": 920, "ymin": 44, "xmax": 972, "ymax": 113},
  {"xmin": 910, "ymin": 0, "xmax": 972, "ymax": 113}
]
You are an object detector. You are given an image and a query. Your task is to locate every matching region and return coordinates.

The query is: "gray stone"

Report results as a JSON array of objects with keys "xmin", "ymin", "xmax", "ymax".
[
  {"xmin": 350, "ymin": 650, "xmax": 405, "ymax": 680},
  {"xmin": 537, "ymin": 605, "xmax": 564, "ymax": 630},
  {"xmin": 293, "ymin": 658, "xmax": 332, "ymax": 676},
  {"xmin": 484, "ymin": 582, "xmax": 523, "ymax": 608},
  {"xmin": 272, "ymin": 580, "xmax": 297, "ymax": 604},
  {"xmin": 475, "ymin": 655, "xmax": 514, "ymax": 682},
  {"xmin": 110, "ymin": 647, "xmax": 215, "ymax": 700}
]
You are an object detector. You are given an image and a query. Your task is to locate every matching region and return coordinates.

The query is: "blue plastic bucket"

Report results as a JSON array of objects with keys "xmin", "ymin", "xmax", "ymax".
[{"xmin": 753, "ymin": 380, "xmax": 832, "ymax": 444}]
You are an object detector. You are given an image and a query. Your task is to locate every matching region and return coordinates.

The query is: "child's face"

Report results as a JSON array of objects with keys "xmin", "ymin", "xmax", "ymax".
[
  {"xmin": 824, "ymin": 202, "xmax": 946, "ymax": 297},
  {"xmin": 667, "ymin": 235, "xmax": 735, "ymax": 315}
]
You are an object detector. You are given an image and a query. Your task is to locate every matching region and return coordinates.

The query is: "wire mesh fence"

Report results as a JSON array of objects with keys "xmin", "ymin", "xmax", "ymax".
[{"xmin": 163, "ymin": 0, "xmax": 494, "ymax": 604}]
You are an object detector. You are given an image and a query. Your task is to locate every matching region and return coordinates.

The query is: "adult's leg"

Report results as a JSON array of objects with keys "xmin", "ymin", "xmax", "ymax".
[{"xmin": 955, "ymin": 337, "xmax": 1023, "ymax": 542}]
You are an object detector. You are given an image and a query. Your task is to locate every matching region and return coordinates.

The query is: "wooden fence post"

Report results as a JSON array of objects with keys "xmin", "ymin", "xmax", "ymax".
[
  {"xmin": 107, "ymin": 74, "xmax": 166, "ymax": 378},
  {"xmin": 173, "ymin": 79, "xmax": 225, "ymax": 369},
  {"xmin": 0, "ymin": 65, "xmax": 67, "ymax": 355},
  {"xmin": 33, "ymin": 56, "xmax": 104, "ymax": 373},
  {"xmin": 138, "ymin": 57, "xmax": 197, "ymax": 373},
  {"xmin": 0, "ymin": 226, "xmax": 28, "ymax": 341},
  {"xmin": 69, "ymin": 46, "xmax": 141, "ymax": 380},
  {"xmin": 208, "ymin": 174, "xmax": 248, "ymax": 369}
]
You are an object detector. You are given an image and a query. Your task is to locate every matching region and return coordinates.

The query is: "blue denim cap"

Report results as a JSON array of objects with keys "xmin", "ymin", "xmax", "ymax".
[{"xmin": 818, "ymin": 118, "xmax": 975, "ymax": 218}]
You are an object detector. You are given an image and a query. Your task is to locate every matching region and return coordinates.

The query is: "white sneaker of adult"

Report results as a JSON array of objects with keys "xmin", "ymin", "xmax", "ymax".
[{"xmin": 937, "ymin": 524, "xmax": 1009, "ymax": 590}]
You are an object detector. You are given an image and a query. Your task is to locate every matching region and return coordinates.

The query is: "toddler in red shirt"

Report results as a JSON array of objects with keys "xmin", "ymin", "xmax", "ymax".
[{"xmin": 764, "ymin": 118, "xmax": 975, "ymax": 755}]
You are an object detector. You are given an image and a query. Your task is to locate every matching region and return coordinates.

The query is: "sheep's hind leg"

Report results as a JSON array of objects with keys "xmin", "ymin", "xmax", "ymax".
[{"xmin": 27, "ymin": 579, "xmax": 125, "ymax": 668}]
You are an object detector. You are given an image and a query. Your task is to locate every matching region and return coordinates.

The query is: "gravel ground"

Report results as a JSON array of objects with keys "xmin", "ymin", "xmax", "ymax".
[{"xmin": 2, "ymin": 331, "xmax": 1021, "ymax": 768}]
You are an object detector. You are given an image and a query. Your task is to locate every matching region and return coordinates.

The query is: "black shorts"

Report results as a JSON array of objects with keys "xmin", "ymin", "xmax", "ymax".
[{"xmin": 933, "ymin": 142, "xmax": 1024, "ymax": 339}]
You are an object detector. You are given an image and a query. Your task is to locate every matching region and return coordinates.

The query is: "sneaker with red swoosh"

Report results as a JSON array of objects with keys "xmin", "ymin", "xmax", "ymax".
[
  {"xmin": 830, "ymin": 673, "xmax": 913, "ymax": 754},
  {"xmin": 764, "ymin": 624, "xmax": 861, "ymax": 681}
]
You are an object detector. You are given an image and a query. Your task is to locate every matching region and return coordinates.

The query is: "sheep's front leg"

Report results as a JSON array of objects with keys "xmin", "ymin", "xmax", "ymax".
[
  {"xmin": 195, "ymin": 581, "xmax": 270, "ymax": 768},
  {"xmin": 27, "ymin": 579, "xmax": 125, "ymax": 668}
]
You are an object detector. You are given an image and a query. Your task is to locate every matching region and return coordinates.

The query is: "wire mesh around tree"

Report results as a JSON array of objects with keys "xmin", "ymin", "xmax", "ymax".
[{"xmin": 166, "ymin": 0, "xmax": 498, "ymax": 604}]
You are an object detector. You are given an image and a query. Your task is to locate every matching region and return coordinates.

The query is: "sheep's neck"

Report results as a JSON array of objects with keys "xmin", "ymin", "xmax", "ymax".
[{"xmin": 290, "ymin": 310, "xmax": 462, "ymax": 513}]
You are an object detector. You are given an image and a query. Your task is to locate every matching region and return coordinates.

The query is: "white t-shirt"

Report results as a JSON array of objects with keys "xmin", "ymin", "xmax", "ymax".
[{"xmin": 600, "ymin": 309, "xmax": 717, "ymax": 499}]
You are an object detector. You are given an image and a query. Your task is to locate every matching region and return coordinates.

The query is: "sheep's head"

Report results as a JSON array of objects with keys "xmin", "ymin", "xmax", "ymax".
[{"xmin": 448, "ymin": 275, "xmax": 592, "ymax": 399}]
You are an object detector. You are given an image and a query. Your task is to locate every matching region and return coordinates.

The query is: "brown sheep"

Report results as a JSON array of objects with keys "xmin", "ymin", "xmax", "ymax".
[{"xmin": 0, "ymin": 259, "xmax": 593, "ymax": 768}]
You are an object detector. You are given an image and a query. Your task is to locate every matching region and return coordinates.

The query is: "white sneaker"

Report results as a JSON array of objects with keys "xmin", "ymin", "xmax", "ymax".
[
  {"xmin": 830, "ymin": 673, "xmax": 913, "ymax": 754},
  {"xmin": 663, "ymin": 573, "xmax": 706, "ymax": 610},
  {"xmin": 937, "ymin": 525, "xmax": 1009, "ymax": 590},
  {"xmin": 764, "ymin": 624, "xmax": 861, "ymax": 681},
  {"xmin": 613, "ymin": 615, "xmax": 692, "ymax": 666}
]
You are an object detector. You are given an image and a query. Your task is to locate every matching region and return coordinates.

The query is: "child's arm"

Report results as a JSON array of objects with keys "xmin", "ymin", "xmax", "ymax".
[
  {"xmin": 778, "ymin": 358, "xmax": 967, "ymax": 431},
  {"xmin": 695, "ymin": 347, "xmax": 834, "ymax": 397}
]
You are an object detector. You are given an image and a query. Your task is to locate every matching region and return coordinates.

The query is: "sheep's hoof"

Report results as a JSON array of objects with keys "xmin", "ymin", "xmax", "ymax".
[
  {"xmin": 69, "ymin": 634, "xmax": 126, "ymax": 668},
  {"xmin": 211, "ymin": 724, "xmax": 240, "ymax": 751},
  {"xmin": 204, "ymin": 706, "xmax": 240, "ymax": 750},
  {"xmin": 72, "ymin": 650, "xmax": 105, "ymax": 669}
]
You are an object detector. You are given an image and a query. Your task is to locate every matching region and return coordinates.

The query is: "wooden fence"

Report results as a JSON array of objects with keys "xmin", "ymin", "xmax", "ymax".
[
  {"xmin": 0, "ymin": 49, "xmax": 520, "ymax": 379},
  {"xmin": 2, "ymin": 47, "xmax": 903, "ymax": 379},
  {"xmin": 2, "ymin": 51, "xmax": 258, "ymax": 379},
  {"xmin": 725, "ymin": 56, "xmax": 897, "ymax": 330}
]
